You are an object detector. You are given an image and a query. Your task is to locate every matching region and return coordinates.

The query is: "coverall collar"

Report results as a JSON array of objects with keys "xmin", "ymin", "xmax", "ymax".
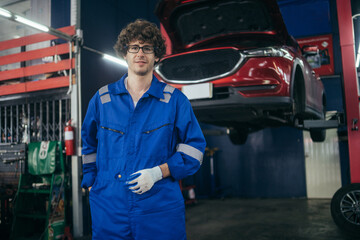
[{"xmin": 113, "ymin": 73, "xmax": 165, "ymax": 100}]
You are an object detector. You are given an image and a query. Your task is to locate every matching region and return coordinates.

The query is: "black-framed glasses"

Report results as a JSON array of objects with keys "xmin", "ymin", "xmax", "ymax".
[{"xmin": 126, "ymin": 45, "xmax": 155, "ymax": 54}]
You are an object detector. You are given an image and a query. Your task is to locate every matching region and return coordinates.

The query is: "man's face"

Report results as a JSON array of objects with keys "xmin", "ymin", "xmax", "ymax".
[{"xmin": 124, "ymin": 40, "xmax": 159, "ymax": 77}]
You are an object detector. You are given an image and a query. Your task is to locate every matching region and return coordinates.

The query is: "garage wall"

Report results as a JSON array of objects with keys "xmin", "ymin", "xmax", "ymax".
[
  {"xmin": 51, "ymin": 0, "xmax": 70, "ymax": 29},
  {"xmin": 195, "ymin": 125, "xmax": 307, "ymax": 198},
  {"xmin": 278, "ymin": 0, "xmax": 332, "ymax": 38}
]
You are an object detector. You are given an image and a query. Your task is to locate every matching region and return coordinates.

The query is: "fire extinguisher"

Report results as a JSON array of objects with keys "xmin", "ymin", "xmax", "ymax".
[{"xmin": 65, "ymin": 120, "xmax": 75, "ymax": 156}]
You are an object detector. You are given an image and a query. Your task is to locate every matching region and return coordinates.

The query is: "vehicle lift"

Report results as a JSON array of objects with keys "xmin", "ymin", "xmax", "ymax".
[
  {"xmin": 202, "ymin": 1, "xmax": 360, "ymax": 234},
  {"xmin": 328, "ymin": 0, "xmax": 360, "ymax": 236},
  {"xmin": 281, "ymin": 1, "xmax": 360, "ymax": 235},
  {"xmin": 296, "ymin": 0, "xmax": 360, "ymax": 235}
]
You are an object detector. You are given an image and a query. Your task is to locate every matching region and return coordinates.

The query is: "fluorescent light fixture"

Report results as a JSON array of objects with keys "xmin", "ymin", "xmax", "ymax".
[
  {"xmin": 14, "ymin": 15, "xmax": 49, "ymax": 32},
  {"xmin": 103, "ymin": 54, "xmax": 128, "ymax": 67},
  {"xmin": 0, "ymin": 8, "xmax": 72, "ymax": 41},
  {"xmin": 353, "ymin": 14, "xmax": 360, "ymax": 68},
  {"xmin": 357, "ymin": 41, "xmax": 360, "ymax": 68},
  {"xmin": 0, "ymin": 8, "xmax": 11, "ymax": 18}
]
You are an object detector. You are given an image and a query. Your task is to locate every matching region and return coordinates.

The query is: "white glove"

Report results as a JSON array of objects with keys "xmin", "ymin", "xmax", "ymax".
[{"xmin": 126, "ymin": 166, "xmax": 163, "ymax": 194}]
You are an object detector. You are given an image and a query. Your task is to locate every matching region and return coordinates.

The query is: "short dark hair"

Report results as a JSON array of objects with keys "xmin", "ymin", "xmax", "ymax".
[{"xmin": 114, "ymin": 19, "xmax": 166, "ymax": 59}]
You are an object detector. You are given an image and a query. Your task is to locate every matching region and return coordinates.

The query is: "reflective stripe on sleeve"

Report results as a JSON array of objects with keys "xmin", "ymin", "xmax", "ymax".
[
  {"xmin": 100, "ymin": 94, "xmax": 111, "ymax": 104},
  {"xmin": 99, "ymin": 85, "xmax": 109, "ymax": 95},
  {"xmin": 83, "ymin": 153, "xmax": 96, "ymax": 164},
  {"xmin": 177, "ymin": 143, "xmax": 203, "ymax": 164}
]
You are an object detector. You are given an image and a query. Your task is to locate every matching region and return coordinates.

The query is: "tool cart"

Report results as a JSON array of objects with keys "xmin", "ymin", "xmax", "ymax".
[{"xmin": 10, "ymin": 141, "xmax": 68, "ymax": 240}]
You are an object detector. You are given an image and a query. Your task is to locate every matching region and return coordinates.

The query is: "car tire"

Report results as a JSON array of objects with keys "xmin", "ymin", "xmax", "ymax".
[
  {"xmin": 309, "ymin": 97, "xmax": 326, "ymax": 142},
  {"xmin": 309, "ymin": 128, "xmax": 326, "ymax": 142},
  {"xmin": 331, "ymin": 183, "xmax": 360, "ymax": 237},
  {"xmin": 228, "ymin": 127, "xmax": 248, "ymax": 145}
]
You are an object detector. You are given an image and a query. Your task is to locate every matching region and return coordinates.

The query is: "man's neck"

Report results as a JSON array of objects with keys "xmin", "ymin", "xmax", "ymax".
[
  {"xmin": 126, "ymin": 72, "xmax": 153, "ymax": 102},
  {"xmin": 127, "ymin": 72, "xmax": 152, "ymax": 93}
]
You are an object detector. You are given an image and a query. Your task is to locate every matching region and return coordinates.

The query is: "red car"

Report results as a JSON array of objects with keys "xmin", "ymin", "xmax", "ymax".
[{"xmin": 154, "ymin": 0, "xmax": 326, "ymax": 144}]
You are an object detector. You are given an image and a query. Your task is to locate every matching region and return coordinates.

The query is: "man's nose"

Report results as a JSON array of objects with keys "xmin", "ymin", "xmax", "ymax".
[{"xmin": 137, "ymin": 48, "xmax": 146, "ymax": 55}]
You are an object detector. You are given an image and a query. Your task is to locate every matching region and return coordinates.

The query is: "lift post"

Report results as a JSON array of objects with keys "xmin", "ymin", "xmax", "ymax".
[
  {"xmin": 337, "ymin": 0, "xmax": 360, "ymax": 184},
  {"xmin": 329, "ymin": 0, "xmax": 360, "ymax": 236}
]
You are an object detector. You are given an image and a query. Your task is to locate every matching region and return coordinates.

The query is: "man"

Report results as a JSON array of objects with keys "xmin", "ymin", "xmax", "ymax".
[{"xmin": 81, "ymin": 19, "xmax": 206, "ymax": 240}]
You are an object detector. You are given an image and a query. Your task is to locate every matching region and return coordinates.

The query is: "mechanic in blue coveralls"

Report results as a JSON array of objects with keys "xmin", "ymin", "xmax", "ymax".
[{"xmin": 81, "ymin": 19, "xmax": 206, "ymax": 240}]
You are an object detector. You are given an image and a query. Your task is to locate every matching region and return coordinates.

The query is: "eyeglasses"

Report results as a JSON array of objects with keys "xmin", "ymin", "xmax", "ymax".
[{"xmin": 126, "ymin": 45, "xmax": 155, "ymax": 54}]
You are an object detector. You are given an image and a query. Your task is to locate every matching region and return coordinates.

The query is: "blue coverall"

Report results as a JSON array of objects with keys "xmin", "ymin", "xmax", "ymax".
[{"xmin": 81, "ymin": 74, "xmax": 206, "ymax": 240}]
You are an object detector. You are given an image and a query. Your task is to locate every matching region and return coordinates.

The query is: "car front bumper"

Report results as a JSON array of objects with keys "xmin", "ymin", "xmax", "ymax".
[{"xmin": 190, "ymin": 87, "xmax": 292, "ymax": 125}]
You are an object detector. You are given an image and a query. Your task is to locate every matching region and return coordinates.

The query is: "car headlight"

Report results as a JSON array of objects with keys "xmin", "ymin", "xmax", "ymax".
[{"xmin": 243, "ymin": 47, "xmax": 292, "ymax": 60}]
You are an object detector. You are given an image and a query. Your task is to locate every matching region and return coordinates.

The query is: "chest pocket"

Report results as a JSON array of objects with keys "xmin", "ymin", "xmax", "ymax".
[
  {"xmin": 143, "ymin": 123, "xmax": 171, "ymax": 134},
  {"xmin": 101, "ymin": 126, "xmax": 125, "ymax": 135},
  {"xmin": 98, "ymin": 123, "xmax": 125, "ymax": 159},
  {"xmin": 140, "ymin": 122, "xmax": 173, "ymax": 158}
]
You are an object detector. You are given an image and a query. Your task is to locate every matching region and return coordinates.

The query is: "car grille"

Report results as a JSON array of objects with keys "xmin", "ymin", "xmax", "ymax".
[{"xmin": 155, "ymin": 48, "xmax": 243, "ymax": 84}]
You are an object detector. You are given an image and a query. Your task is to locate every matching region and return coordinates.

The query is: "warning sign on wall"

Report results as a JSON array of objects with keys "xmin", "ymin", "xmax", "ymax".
[{"xmin": 297, "ymin": 34, "xmax": 334, "ymax": 76}]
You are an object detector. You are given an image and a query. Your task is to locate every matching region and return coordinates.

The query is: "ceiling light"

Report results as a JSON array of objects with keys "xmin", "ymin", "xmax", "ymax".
[
  {"xmin": 103, "ymin": 54, "xmax": 128, "ymax": 67},
  {"xmin": 14, "ymin": 15, "xmax": 49, "ymax": 32},
  {"xmin": 0, "ymin": 8, "xmax": 11, "ymax": 18},
  {"xmin": 357, "ymin": 41, "xmax": 360, "ymax": 68},
  {"xmin": 0, "ymin": 8, "xmax": 72, "ymax": 41}
]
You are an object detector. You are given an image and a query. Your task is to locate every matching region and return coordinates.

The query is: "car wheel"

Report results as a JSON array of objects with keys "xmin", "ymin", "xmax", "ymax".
[
  {"xmin": 227, "ymin": 127, "xmax": 248, "ymax": 145},
  {"xmin": 309, "ymin": 128, "xmax": 326, "ymax": 142},
  {"xmin": 331, "ymin": 183, "xmax": 360, "ymax": 237},
  {"xmin": 309, "ymin": 97, "xmax": 326, "ymax": 142}
]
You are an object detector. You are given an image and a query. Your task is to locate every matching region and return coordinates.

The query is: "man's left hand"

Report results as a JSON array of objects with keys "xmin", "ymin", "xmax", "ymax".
[{"xmin": 126, "ymin": 166, "xmax": 163, "ymax": 194}]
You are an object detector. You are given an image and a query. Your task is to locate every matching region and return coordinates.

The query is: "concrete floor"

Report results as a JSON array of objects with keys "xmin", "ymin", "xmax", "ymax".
[
  {"xmin": 185, "ymin": 198, "xmax": 353, "ymax": 240},
  {"xmin": 75, "ymin": 198, "xmax": 354, "ymax": 240}
]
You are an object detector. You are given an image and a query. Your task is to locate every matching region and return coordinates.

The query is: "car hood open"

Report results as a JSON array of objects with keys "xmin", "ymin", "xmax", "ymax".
[{"xmin": 155, "ymin": 0, "xmax": 292, "ymax": 52}]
